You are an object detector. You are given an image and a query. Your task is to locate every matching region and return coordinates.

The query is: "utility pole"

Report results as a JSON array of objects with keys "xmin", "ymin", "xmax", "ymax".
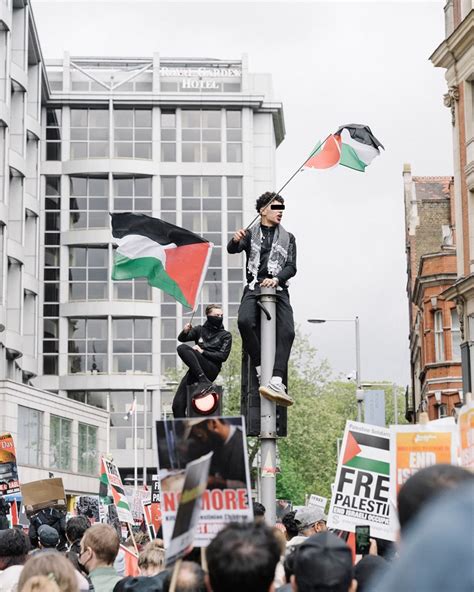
[
  {"xmin": 259, "ymin": 287, "xmax": 277, "ymax": 526},
  {"xmin": 355, "ymin": 316, "xmax": 364, "ymax": 422}
]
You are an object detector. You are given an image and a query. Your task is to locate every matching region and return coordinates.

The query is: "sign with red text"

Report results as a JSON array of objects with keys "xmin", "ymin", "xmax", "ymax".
[
  {"xmin": 0, "ymin": 433, "xmax": 20, "ymax": 496},
  {"xmin": 155, "ymin": 416, "xmax": 253, "ymax": 547},
  {"xmin": 390, "ymin": 423, "xmax": 458, "ymax": 495},
  {"xmin": 327, "ymin": 421, "xmax": 396, "ymax": 541},
  {"xmin": 459, "ymin": 402, "xmax": 474, "ymax": 471}
]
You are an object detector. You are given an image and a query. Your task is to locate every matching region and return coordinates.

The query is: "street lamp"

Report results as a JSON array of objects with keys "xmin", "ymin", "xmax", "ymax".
[{"xmin": 307, "ymin": 317, "xmax": 363, "ymax": 421}]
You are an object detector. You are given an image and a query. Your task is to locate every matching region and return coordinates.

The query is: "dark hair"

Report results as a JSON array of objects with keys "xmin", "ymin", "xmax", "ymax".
[
  {"xmin": 205, "ymin": 304, "xmax": 222, "ymax": 315},
  {"xmin": 283, "ymin": 546, "xmax": 298, "ymax": 583},
  {"xmin": 0, "ymin": 528, "xmax": 30, "ymax": 569},
  {"xmin": 252, "ymin": 501, "xmax": 266, "ymax": 518},
  {"xmin": 207, "ymin": 522, "xmax": 280, "ymax": 592},
  {"xmin": 398, "ymin": 464, "xmax": 474, "ymax": 534},
  {"xmin": 163, "ymin": 561, "xmax": 206, "ymax": 592},
  {"xmin": 354, "ymin": 555, "xmax": 388, "ymax": 592},
  {"xmin": 66, "ymin": 515, "xmax": 91, "ymax": 544},
  {"xmin": 282, "ymin": 510, "xmax": 299, "ymax": 540},
  {"xmin": 255, "ymin": 192, "xmax": 284, "ymax": 213}
]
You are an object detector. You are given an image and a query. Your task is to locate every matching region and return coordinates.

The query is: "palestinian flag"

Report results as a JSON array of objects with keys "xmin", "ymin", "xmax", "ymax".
[
  {"xmin": 342, "ymin": 430, "xmax": 390, "ymax": 476},
  {"xmin": 99, "ymin": 458, "xmax": 110, "ymax": 500},
  {"xmin": 111, "ymin": 213, "xmax": 212, "ymax": 310},
  {"xmin": 305, "ymin": 124, "xmax": 384, "ymax": 172}
]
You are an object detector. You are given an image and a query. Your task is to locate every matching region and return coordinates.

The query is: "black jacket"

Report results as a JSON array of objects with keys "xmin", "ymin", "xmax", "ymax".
[
  {"xmin": 178, "ymin": 322, "xmax": 232, "ymax": 367},
  {"xmin": 226, "ymin": 227, "xmax": 297, "ymax": 288}
]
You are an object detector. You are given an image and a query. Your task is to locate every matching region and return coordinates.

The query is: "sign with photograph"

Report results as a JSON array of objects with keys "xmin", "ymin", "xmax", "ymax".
[
  {"xmin": 156, "ymin": 416, "xmax": 253, "ymax": 547},
  {"xmin": 327, "ymin": 421, "xmax": 396, "ymax": 541},
  {"xmin": 459, "ymin": 402, "xmax": 474, "ymax": 470},
  {"xmin": 0, "ymin": 433, "xmax": 20, "ymax": 496}
]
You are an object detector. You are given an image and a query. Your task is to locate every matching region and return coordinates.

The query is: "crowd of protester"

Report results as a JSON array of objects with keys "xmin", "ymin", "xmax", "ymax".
[{"xmin": 0, "ymin": 463, "xmax": 472, "ymax": 592}]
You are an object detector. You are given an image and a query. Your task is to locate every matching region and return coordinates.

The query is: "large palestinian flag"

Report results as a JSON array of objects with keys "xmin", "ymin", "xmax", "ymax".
[
  {"xmin": 111, "ymin": 213, "xmax": 212, "ymax": 310},
  {"xmin": 342, "ymin": 429, "xmax": 390, "ymax": 476},
  {"xmin": 305, "ymin": 124, "xmax": 384, "ymax": 172}
]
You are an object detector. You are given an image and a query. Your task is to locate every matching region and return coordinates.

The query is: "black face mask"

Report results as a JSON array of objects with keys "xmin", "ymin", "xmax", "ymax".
[{"xmin": 206, "ymin": 315, "xmax": 223, "ymax": 330}]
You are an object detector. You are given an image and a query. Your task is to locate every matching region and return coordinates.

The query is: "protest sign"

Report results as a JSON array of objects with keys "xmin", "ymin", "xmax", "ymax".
[
  {"xmin": 459, "ymin": 402, "xmax": 474, "ymax": 470},
  {"xmin": 390, "ymin": 422, "xmax": 458, "ymax": 495},
  {"xmin": 166, "ymin": 452, "xmax": 213, "ymax": 566},
  {"xmin": 21, "ymin": 478, "xmax": 66, "ymax": 516},
  {"xmin": 0, "ymin": 433, "xmax": 20, "ymax": 496},
  {"xmin": 101, "ymin": 457, "xmax": 133, "ymax": 524},
  {"xmin": 308, "ymin": 494, "xmax": 328, "ymax": 513},
  {"xmin": 143, "ymin": 480, "xmax": 162, "ymax": 539},
  {"xmin": 75, "ymin": 496, "xmax": 100, "ymax": 522},
  {"xmin": 156, "ymin": 416, "xmax": 253, "ymax": 547},
  {"xmin": 327, "ymin": 421, "xmax": 396, "ymax": 541}
]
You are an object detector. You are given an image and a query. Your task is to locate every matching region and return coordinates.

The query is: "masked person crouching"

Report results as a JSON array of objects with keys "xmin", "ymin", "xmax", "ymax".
[{"xmin": 172, "ymin": 304, "xmax": 232, "ymax": 418}]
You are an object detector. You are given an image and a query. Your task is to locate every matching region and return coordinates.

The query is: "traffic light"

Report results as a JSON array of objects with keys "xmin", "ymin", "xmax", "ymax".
[{"xmin": 187, "ymin": 384, "xmax": 223, "ymax": 417}]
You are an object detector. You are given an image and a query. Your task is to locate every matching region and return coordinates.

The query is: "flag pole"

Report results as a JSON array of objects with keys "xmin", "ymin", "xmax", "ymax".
[{"xmin": 245, "ymin": 134, "xmax": 331, "ymax": 230}]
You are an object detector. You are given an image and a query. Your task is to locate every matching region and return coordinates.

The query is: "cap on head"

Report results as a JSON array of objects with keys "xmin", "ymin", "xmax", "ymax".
[
  {"xmin": 38, "ymin": 524, "xmax": 59, "ymax": 548},
  {"xmin": 294, "ymin": 506, "xmax": 327, "ymax": 531}
]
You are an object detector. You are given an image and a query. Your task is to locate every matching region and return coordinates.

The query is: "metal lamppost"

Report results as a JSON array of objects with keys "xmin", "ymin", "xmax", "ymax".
[{"xmin": 307, "ymin": 317, "xmax": 363, "ymax": 422}]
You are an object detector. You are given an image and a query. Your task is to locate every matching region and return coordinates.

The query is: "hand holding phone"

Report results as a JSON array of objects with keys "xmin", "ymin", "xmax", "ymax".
[{"xmin": 355, "ymin": 524, "xmax": 371, "ymax": 555}]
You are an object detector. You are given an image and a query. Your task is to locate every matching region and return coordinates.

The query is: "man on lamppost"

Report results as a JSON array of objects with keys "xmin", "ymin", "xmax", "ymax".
[{"xmin": 227, "ymin": 191, "xmax": 296, "ymax": 407}]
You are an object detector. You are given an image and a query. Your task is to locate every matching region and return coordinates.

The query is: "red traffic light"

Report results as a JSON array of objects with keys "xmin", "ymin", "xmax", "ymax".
[{"xmin": 191, "ymin": 389, "xmax": 220, "ymax": 415}]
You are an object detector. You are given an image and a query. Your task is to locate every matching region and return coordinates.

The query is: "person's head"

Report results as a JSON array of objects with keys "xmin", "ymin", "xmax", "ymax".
[
  {"xmin": 252, "ymin": 501, "xmax": 266, "ymax": 523},
  {"xmin": 283, "ymin": 546, "xmax": 299, "ymax": 584},
  {"xmin": 138, "ymin": 539, "xmax": 165, "ymax": 576},
  {"xmin": 189, "ymin": 419, "xmax": 230, "ymax": 447},
  {"xmin": 282, "ymin": 511, "xmax": 299, "ymax": 541},
  {"xmin": 256, "ymin": 192, "xmax": 285, "ymax": 227},
  {"xmin": 65, "ymin": 515, "xmax": 90, "ymax": 545},
  {"xmin": 205, "ymin": 304, "xmax": 224, "ymax": 330},
  {"xmin": 294, "ymin": 507, "xmax": 327, "ymax": 537},
  {"xmin": 292, "ymin": 532, "xmax": 356, "ymax": 592},
  {"xmin": 397, "ymin": 464, "xmax": 474, "ymax": 535},
  {"xmin": 353, "ymin": 555, "xmax": 388, "ymax": 592},
  {"xmin": 79, "ymin": 523, "xmax": 120, "ymax": 573},
  {"xmin": 37, "ymin": 525, "xmax": 60, "ymax": 550},
  {"xmin": 18, "ymin": 552, "xmax": 79, "ymax": 592},
  {"xmin": 20, "ymin": 575, "xmax": 62, "ymax": 592},
  {"xmin": 163, "ymin": 561, "xmax": 206, "ymax": 592},
  {"xmin": 206, "ymin": 522, "xmax": 281, "ymax": 592},
  {"xmin": 0, "ymin": 527, "xmax": 30, "ymax": 570}
]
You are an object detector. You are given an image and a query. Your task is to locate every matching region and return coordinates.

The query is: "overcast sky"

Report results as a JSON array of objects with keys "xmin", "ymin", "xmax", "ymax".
[{"xmin": 33, "ymin": 0, "xmax": 452, "ymax": 386}]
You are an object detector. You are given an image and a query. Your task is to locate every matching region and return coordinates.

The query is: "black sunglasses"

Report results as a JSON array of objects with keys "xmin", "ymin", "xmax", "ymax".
[{"xmin": 271, "ymin": 204, "xmax": 285, "ymax": 210}]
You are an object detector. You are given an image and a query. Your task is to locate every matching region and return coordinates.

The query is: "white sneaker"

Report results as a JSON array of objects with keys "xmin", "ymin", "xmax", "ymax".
[{"xmin": 259, "ymin": 381, "xmax": 294, "ymax": 407}]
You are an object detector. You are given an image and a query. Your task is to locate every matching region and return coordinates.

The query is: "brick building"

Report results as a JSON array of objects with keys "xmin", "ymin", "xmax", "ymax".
[
  {"xmin": 404, "ymin": 166, "xmax": 462, "ymax": 420},
  {"xmin": 430, "ymin": 2, "xmax": 474, "ymax": 394}
]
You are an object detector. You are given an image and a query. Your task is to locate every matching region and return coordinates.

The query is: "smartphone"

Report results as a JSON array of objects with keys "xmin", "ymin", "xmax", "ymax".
[{"xmin": 355, "ymin": 524, "xmax": 371, "ymax": 555}]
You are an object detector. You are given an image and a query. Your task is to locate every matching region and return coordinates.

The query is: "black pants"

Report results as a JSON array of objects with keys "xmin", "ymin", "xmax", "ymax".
[
  {"xmin": 172, "ymin": 344, "xmax": 220, "ymax": 418},
  {"xmin": 237, "ymin": 287, "xmax": 295, "ymax": 378}
]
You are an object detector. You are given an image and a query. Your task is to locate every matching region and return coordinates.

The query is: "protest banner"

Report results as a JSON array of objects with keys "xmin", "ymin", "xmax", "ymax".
[
  {"xmin": 156, "ymin": 416, "xmax": 253, "ymax": 547},
  {"xmin": 459, "ymin": 401, "xmax": 474, "ymax": 471},
  {"xmin": 0, "ymin": 433, "xmax": 20, "ymax": 496},
  {"xmin": 390, "ymin": 422, "xmax": 458, "ymax": 495},
  {"xmin": 308, "ymin": 494, "xmax": 328, "ymax": 513},
  {"xmin": 21, "ymin": 478, "xmax": 66, "ymax": 516},
  {"xmin": 101, "ymin": 457, "xmax": 133, "ymax": 524},
  {"xmin": 327, "ymin": 421, "xmax": 396, "ymax": 541},
  {"xmin": 166, "ymin": 452, "xmax": 213, "ymax": 566},
  {"xmin": 143, "ymin": 480, "xmax": 162, "ymax": 539}
]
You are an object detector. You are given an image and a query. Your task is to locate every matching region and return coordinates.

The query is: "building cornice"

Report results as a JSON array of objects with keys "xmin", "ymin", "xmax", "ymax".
[
  {"xmin": 442, "ymin": 273, "xmax": 474, "ymax": 302},
  {"xmin": 430, "ymin": 11, "xmax": 474, "ymax": 69},
  {"xmin": 413, "ymin": 271, "xmax": 457, "ymax": 306}
]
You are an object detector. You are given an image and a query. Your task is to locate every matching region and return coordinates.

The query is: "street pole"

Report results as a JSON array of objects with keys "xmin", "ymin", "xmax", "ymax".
[
  {"xmin": 393, "ymin": 383, "xmax": 398, "ymax": 424},
  {"xmin": 106, "ymin": 392, "xmax": 110, "ymax": 455},
  {"xmin": 259, "ymin": 287, "xmax": 277, "ymax": 526},
  {"xmin": 355, "ymin": 316, "xmax": 363, "ymax": 422},
  {"xmin": 143, "ymin": 387, "xmax": 147, "ymax": 488},
  {"xmin": 133, "ymin": 393, "xmax": 138, "ymax": 490}
]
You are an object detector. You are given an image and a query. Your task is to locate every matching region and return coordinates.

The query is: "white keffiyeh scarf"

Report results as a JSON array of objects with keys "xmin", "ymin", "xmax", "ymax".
[{"xmin": 247, "ymin": 224, "xmax": 290, "ymax": 290}]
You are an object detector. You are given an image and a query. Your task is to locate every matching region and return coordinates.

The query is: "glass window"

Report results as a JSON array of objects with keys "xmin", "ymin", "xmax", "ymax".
[
  {"xmin": 451, "ymin": 309, "xmax": 461, "ymax": 361},
  {"xmin": 113, "ymin": 177, "xmax": 152, "ymax": 214},
  {"xmin": 161, "ymin": 177, "xmax": 176, "ymax": 197},
  {"xmin": 71, "ymin": 109, "xmax": 109, "ymax": 159},
  {"xmin": 112, "ymin": 318, "xmax": 152, "ymax": 373},
  {"xmin": 160, "ymin": 110, "xmax": 176, "ymax": 162},
  {"xmin": 181, "ymin": 110, "xmax": 222, "ymax": 163},
  {"xmin": 17, "ymin": 407, "xmax": 42, "ymax": 465},
  {"xmin": 68, "ymin": 318, "xmax": 108, "ymax": 373},
  {"xmin": 434, "ymin": 310, "xmax": 445, "ymax": 362},
  {"xmin": 109, "ymin": 391, "xmax": 152, "ymax": 450},
  {"xmin": 78, "ymin": 423, "xmax": 98, "ymax": 474},
  {"xmin": 50, "ymin": 416, "xmax": 72, "ymax": 471},
  {"xmin": 70, "ymin": 176, "xmax": 109, "ymax": 229},
  {"xmin": 226, "ymin": 111, "xmax": 242, "ymax": 162},
  {"xmin": 69, "ymin": 247, "xmax": 108, "ymax": 301},
  {"xmin": 45, "ymin": 109, "xmax": 62, "ymax": 161},
  {"xmin": 114, "ymin": 109, "xmax": 152, "ymax": 159}
]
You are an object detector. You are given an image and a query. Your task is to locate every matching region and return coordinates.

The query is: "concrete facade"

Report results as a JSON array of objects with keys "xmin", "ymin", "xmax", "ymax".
[
  {"xmin": 403, "ymin": 166, "xmax": 462, "ymax": 420},
  {"xmin": 1, "ymin": 0, "xmax": 285, "ymax": 487},
  {"xmin": 430, "ymin": 1, "xmax": 474, "ymax": 394}
]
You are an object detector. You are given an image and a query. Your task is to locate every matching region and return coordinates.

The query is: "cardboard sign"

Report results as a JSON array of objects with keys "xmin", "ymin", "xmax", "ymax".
[
  {"xmin": 166, "ymin": 452, "xmax": 213, "ymax": 566},
  {"xmin": 101, "ymin": 457, "xmax": 133, "ymax": 524},
  {"xmin": 0, "ymin": 433, "xmax": 20, "ymax": 496},
  {"xmin": 390, "ymin": 423, "xmax": 458, "ymax": 496},
  {"xmin": 21, "ymin": 478, "xmax": 66, "ymax": 515},
  {"xmin": 327, "ymin": 421, "xmax": 396, "ymax": 541},
  {"xmin": 459, "ymin": 402, "xmax": 474, "ymax": 470},
  {"xmin": 308, "ymin": 494, "xmax": 328, "ymax": 512},
  {"xmin": 156, "ymin": 416, "xmax": 253, "ymax": 547}
]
